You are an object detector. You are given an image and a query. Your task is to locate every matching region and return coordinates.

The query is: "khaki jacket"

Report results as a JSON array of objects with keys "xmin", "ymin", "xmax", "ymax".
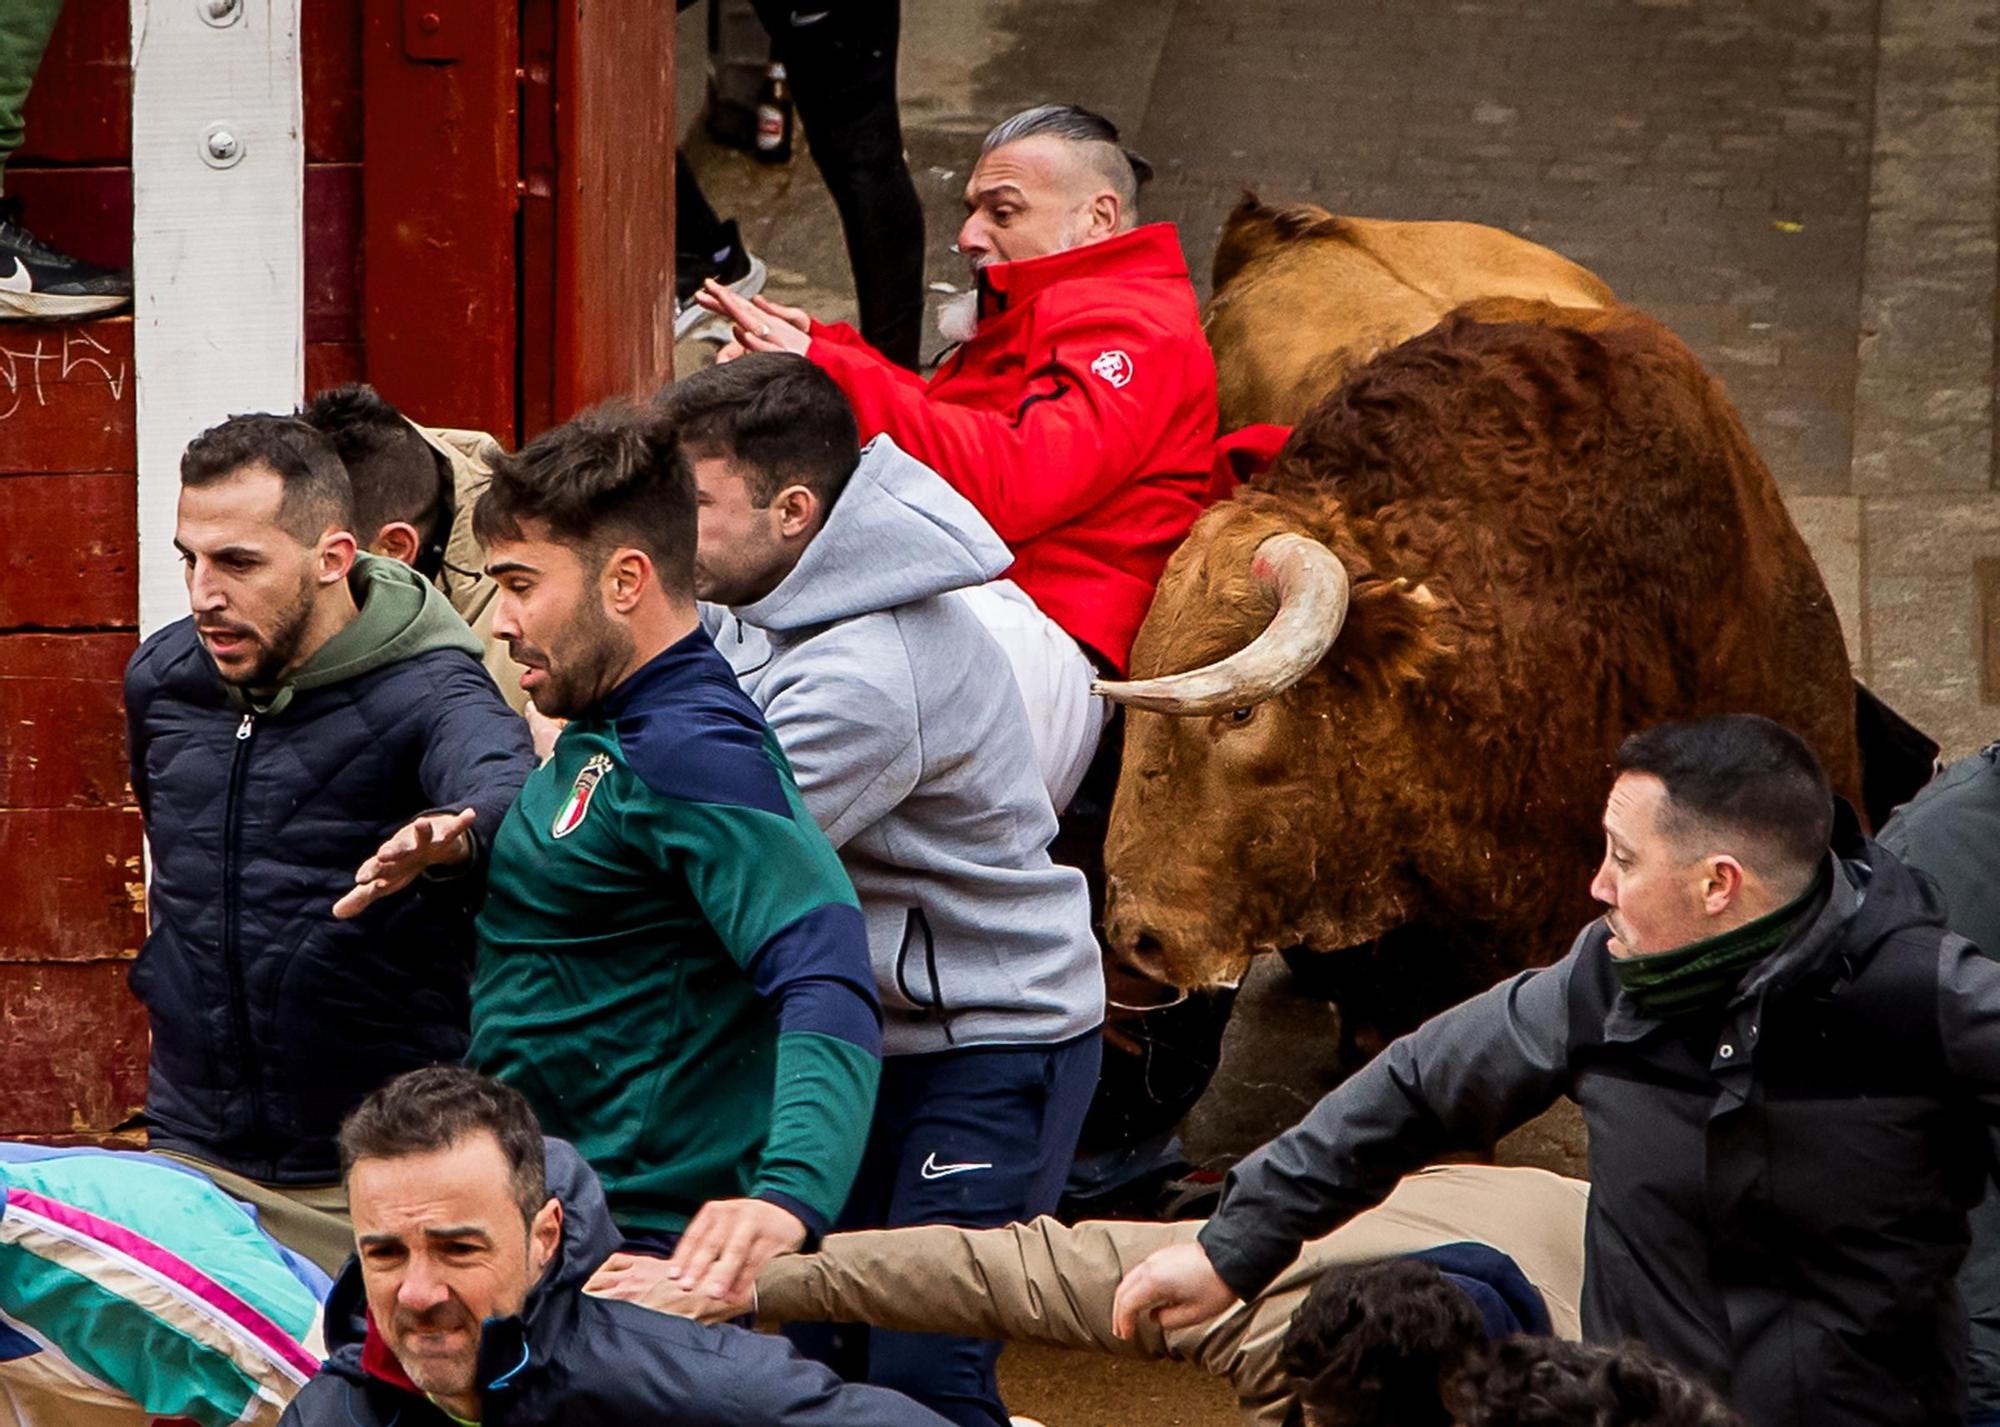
[
  {"xmin": 758, "ymin": 1163, "xmax": 1587, "ymax": 1427},
  {"xmin": 414, "ymin": 426, "xmax": 529, "ymax": 712}
]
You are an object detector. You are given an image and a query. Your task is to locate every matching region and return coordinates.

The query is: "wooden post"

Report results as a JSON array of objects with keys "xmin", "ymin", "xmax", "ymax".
[{"xmin": 130, "ymin": 0, "xmax": 305, "ymax": 636}]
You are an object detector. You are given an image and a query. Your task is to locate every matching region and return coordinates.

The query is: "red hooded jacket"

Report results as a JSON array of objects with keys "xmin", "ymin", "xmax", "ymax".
[{"xmin": 807, "ymin": 223, "xmax": 1220, "ymax": 674}]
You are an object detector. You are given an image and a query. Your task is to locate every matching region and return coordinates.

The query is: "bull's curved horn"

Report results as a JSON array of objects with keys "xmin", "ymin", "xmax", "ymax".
[{"xmin": 1093, "ymin": 533, "xmax": 1350, "ymax": 715}]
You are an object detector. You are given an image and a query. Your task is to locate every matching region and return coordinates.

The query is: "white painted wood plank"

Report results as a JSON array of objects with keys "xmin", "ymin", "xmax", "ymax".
[{"xmin": 130, "ymin": 0, "xmax": 305, "ymax": 636}]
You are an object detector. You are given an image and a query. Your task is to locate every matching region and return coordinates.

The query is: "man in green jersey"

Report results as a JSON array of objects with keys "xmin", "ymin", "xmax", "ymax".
[{"xmin": 464, "ymin": 401, "xmax": 881, "ymax": 1310}]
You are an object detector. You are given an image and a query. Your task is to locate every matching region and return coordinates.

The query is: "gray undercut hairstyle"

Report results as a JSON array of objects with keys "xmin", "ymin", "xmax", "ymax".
[{"xmin": 980, "ymin": 103, "xmax": 1154, "ymax": 222}]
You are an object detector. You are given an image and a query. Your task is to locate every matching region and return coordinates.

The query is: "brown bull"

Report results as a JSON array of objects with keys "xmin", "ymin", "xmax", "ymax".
[
  {"xmin": 1098, "ymin": 303, "xmax": 1861, "ymax": 1058},
  {"xmin": 1206, "ymin": 194, "xmax": 1616, "ymax": 430}
]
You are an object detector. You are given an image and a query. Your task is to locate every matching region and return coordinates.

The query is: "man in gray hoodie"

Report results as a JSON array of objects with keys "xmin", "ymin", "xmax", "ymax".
[{"xmin": 607, "ymin": 354, "xmax": 1103, "ymax": 1427}]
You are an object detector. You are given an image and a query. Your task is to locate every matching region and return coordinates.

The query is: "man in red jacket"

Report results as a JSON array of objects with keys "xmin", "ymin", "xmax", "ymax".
[{"xmin": 699, "ymin": 103, "xmax": 1219, "ymax": 814}]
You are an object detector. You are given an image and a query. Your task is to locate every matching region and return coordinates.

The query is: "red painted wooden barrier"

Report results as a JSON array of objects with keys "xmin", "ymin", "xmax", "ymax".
[{"xmin": 4, "ymin": 0, "xmax": 675, "ymax": 1141}]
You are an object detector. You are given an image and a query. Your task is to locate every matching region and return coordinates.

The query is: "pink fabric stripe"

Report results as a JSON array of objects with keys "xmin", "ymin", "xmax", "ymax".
[{"xmin": 4, "ymin": 1187, "xmax": 321, "ymax": 1379}]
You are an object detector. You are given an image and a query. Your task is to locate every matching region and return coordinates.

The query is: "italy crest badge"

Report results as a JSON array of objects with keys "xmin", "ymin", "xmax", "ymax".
[{"xmin": 551, "ymin": 753, "xmax": 613, "ymax": 839}]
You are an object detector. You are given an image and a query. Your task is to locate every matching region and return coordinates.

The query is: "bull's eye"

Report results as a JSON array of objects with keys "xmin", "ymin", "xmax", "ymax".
[{"xmin": 1226, "ymin": 706, "xmax": 1255, "ymax": 724}]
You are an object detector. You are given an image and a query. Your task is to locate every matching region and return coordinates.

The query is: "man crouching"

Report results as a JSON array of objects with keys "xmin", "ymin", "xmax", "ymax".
[{"xmin": 280, "ymin": 1067, "xmax": 949, "ymax": 1427}]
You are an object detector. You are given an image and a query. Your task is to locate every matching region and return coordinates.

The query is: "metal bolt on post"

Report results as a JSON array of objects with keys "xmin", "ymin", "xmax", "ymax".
[{"xmin": 201, "ymin": 125, "xmax": 244, "ymax": 168}]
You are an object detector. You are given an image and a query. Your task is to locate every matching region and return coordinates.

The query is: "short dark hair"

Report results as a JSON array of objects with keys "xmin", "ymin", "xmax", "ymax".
[
  {"xmin": 1281, "ymin": 1258, "xmax": 1485, "ymax": 1427},
  {"xmin": 180, "ymin": 413, "xmax": 355, "ymax": 541},
  {"xmin": 1446, "ymin": 1337, "xmax": 1741, "ymax": 1427},
  {"xmin": 980, "ymin": 103, "xmax": 1153, "ymax": 211},
  {"xmin": 473, "ymin": 401, "xmax": 696, "ymax": 597},
  {"xmin": 299, "ymin": 383, "xmax": 446, "ymax": 539},
  {"xmin": 658, "ymin": 353, "xmax": 860, "ymax": 510},
  {"xmin": 338, "ymin": 1067, "xmax": 549, "ymax": 1226},
  {"xmin": 1615, "ymin": 714, "xmax": 1834, "ymax": 888}
]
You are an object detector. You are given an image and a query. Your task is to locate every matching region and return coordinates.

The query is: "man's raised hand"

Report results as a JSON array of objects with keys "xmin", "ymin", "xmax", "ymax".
[
  {"xmin": 1110, "ymin": 1241, "xmax": 1241, "ymax": 1340},
  {"xmin": 695, "ymin": 281, "xmax": 813, "ymax": 359},
  {"xmin": 332, "ymin": 808, "xmax": 477, "ymax": 919}
]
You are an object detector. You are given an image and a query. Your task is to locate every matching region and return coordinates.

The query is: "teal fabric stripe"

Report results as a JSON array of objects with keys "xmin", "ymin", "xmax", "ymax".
[
  {"xmin": 2, "ymin": 1156, "xmax": 320, "ymax": 1339},
  {"xmin": 753, "ymin": 1031, "xmax": 882, "ymax": 1229},
  {"xmin": 0, "ymin": 1242, "xmax": 263, "ymax": 1427}
]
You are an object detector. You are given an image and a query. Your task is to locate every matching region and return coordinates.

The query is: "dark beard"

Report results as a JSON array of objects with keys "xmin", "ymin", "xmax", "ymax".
[
  {"xmin": 222, "ymin": 569, "xmax": 319, "ymax": 688},
  {"xmin": 529, "ymin": 595, "xmax": 636, "ymax": 718}
]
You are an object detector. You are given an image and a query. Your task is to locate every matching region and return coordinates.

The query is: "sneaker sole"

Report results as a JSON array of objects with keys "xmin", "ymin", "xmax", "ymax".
[
  {"xmin": 0, "ymin": 290, "xmax": 131, "ymax": 321},
  {"xmin": 673, "ymin": 253, "xmax": 769, "ymax": 340}
]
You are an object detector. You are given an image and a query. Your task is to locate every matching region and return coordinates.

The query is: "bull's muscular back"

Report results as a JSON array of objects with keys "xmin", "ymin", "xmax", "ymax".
[
  {"xmin": 1205, "ymin": 195, "xmax": 1617, "ymax": 430},
  {"xmin": 1274, "ymin": 307, "xmax": 1860, "ymax": 970}
]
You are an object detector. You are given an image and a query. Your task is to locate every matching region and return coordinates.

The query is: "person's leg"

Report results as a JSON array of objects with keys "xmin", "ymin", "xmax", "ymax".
[
  {"xmin": 782, "ymin": 1066, "xmax": 910, "ymax": 1380},
  {"xmin": 0, "ymin": 0, "xmax": 130, "ymax": 320},
  {"xmin": 751, "ymin": 0, "xmax": 924, "ymax": 369},
  {"xmin": 858, "ymin": 1035, "xmax": 1103, "ymax": 1427},
  {"xmin": 148, "ymin": 1149, "xmax": 353, "ymax": 1275},
  {"xmin": 0, "ymin": 0, "xmax": 64, "ymax": 190},
  {"xmin": 674, "ymin": 150, "xmax": 766, "ymax": 333},
  {"xmin": 677, "ymin": 152, "xmax": 733, "ymax": 262}
]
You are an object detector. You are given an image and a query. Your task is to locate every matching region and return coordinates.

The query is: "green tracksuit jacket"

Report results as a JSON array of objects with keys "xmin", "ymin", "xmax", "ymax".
[{"xmin": 468, "ymin": 631, "xmax": 881, "ymax": 1237}]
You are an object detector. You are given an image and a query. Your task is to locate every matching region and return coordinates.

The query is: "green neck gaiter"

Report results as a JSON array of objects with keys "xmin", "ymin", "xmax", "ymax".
[{"xmin": 1612, "ymin": 863, "xmax": 1832, "ymax": 1019}]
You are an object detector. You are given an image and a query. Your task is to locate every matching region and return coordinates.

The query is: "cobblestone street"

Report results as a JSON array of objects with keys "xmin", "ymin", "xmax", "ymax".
[{"xmin": 678, "ymin": 5, "xmax": 2000, "ymax": 1420}]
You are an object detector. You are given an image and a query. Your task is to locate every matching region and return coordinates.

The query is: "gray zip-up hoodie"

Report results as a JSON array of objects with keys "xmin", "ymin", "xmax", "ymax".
[{"xmin": 708, "ymin": 435, "xmax": 1104, "ymax": 1055}]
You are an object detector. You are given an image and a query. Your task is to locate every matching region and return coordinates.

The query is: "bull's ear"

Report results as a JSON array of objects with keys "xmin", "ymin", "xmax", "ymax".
[{"xmin": 1328, "ymin": 576, "xmax": 1453, "ymax": 690}]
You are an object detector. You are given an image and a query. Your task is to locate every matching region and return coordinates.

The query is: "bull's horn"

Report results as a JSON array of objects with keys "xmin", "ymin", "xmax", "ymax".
[{"xmin": 1094, "ymin": 533, "xmax": 1350, "ymax": 715}]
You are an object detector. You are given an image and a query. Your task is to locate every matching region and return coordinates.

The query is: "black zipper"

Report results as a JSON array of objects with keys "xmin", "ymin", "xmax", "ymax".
[
  {"xmin": 893, "ymin": 906, "xmax": 955, "ymax": 1045},
  {"xmin": 222, "ymin": 712, "xmax": 267, "ymax": 1146}
]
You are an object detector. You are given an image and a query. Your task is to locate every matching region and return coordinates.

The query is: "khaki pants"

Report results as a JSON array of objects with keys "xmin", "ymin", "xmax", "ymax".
[{"xmin": 151, "ymin": 1149, "xmax": 354, "ymax": 1276}]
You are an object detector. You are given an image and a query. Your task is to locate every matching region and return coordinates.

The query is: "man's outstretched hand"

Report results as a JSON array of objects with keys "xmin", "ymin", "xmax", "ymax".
[
  {"xmin": 585, "ymin": 1251, "xmax": 750, "ymax": 1322},
  {"xmin": 653, "ymin": 1197, "xmax": 806, "ymax": 1309},
  {"xmin": 1111, "ymin": 1241, "xmax": 1241, "ymax": 1339},
  {"xmin": 696, "ymin": 281, "xmax": 813, "ymax": 363},
  {"xmin": 332, "ymin": 808, "xmax": 477, "ymax": 919}
]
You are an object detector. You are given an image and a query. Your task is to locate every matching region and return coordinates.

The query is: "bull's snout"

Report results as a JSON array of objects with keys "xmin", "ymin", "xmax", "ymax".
[
  {"xmin": 1105, "ymin": 933, "xmax": 1191, "ymax": 1013},
  {"xmin": 1101, "ymin": 876, "xmax": 1189, "ymax": 1010},
  {"xmin": 1103, "ymin": 874, "xmax": 1253, "ymax": 997}
]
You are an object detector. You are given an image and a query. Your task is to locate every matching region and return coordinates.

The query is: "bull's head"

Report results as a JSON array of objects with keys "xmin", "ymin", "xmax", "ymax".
[{"xmin": 1096, "ymin": 496, "xmax": 1449, "ymax": 992}]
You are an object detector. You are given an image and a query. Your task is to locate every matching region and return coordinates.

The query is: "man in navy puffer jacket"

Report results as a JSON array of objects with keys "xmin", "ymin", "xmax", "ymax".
[{"xmin": 123, "ymin": 413, "xmax": 534, "ymax": 1272}]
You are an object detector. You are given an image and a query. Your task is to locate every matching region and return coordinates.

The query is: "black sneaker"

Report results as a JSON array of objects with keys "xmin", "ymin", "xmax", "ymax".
[
  {"xmin": 0, "ymin": 198, "xmax": 131, "ymax": 320},
  {"xmin": 674, "ymin": 218, "xmax": 766, "ymax": 339}
]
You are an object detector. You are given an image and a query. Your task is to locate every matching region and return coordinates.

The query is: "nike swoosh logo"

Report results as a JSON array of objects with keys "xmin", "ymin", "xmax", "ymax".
[
  {"xmin": 0, "ymin": 259, "xmax": 31, "ymax": 294},
  {"xmin": 790, "ymin": 9, "xmax": 829, "ymax": 23},
  {"xmin": 919, "ymin": 1152, "xmax": 994, "ymax": 1180}
]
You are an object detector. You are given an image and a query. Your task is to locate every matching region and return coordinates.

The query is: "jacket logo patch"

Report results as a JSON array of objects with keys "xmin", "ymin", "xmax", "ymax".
[
  {"xmin": 1090, "ymin": 349, "xmax": 1134, "ymax": 389},
  {"xmin": 551, "ymin": 753, "xmax": 613, "ymax": 839}
]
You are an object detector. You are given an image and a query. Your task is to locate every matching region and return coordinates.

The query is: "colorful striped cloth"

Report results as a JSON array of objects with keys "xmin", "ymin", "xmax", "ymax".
[{"xmin": 0, "ymin": 1144, "xmax": 325, "ymax": 1426}]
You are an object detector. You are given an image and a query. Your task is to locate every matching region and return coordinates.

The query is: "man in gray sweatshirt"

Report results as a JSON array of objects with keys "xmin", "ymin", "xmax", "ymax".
[{"xmin": 618, "ymin": 353, "xmax": 1103, "ymax": 1427}]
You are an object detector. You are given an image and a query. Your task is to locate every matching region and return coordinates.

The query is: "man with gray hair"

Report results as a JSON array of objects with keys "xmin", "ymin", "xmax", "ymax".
[{"xmin": 697, "ymin": 103, "xmax": 1220, "ymax": 818}]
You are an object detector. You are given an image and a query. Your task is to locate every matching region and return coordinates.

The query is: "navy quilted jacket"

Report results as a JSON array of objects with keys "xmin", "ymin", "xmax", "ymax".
[{"xmin": 124, "ymin": 609, "xmax": 534, "ymax": 1184}]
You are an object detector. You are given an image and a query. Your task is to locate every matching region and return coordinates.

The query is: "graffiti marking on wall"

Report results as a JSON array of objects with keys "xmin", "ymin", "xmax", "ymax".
[{"xmin": 0, "ymin": 330, "xmax": 131, "ymax": 422}]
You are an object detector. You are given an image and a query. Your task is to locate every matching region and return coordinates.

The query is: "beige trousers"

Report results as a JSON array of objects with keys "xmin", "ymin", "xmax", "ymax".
[{"xmin": 150, "ymin": 1149, "xmax": 354, "ymax": 1276}]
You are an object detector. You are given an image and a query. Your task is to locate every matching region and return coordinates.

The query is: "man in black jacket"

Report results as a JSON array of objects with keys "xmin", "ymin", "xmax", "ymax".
[
  {"xmin": 1880, "ymin": 742, "xmax": 2000, "ymax": 1427},
  {"xmin": 282, "ymin": 1066, "xmax": 949, "ymax": 1427},
  {"xmin": 1113, "ymin": 714, "xmax": 2000, "ymax": 1427},
  {"xmin": 124, "ymin": 414, "xmax": 534, "ymax": 1272}
]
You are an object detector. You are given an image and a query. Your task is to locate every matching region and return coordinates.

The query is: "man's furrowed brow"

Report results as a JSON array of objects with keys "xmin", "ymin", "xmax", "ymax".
[
  {"xmin": 485, "ymin": 558, "xmax": 541, "ymax": 579},
  {"xmin": 966, "ymin": 182, "xmax": 1026, "ymax": 210},
  {"xmin": 423, "ymin": 1224, "xmax": 495, "ymax": 1244}
]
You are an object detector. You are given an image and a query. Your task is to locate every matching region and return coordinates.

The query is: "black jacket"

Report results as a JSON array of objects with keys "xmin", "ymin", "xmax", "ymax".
[
  {"xmin": 125, "ymin": 613, "xmax": 533, "ymax": 1183},
  {"xmin": 283, "ymin": 1140, "xmax": 952, "ymax": 1427},
  {"xmin": 1200, "ymin": 828, "xmax": 2000, "ymax": 1427},
  {"xmin": 1882, "ymin": 743, "xmax": 2000, "ymax": 1413}
]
